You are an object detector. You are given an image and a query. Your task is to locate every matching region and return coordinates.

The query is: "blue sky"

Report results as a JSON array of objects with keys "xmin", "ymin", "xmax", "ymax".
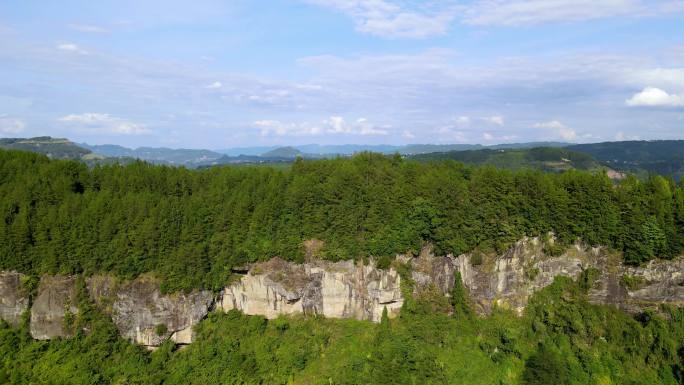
[{"xmin": 1, "ymin": 0, "xmax": 683, "ymax": 148}]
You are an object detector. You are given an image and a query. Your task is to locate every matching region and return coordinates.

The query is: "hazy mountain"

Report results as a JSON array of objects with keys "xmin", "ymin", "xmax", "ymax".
[
  {"xmin": 1, "ymin": 137, "xmax": 92, "ymax": 159},
  {"xmin": 81, "ymin": 143, "xmax": 223, "ymax": 166},
  {"xmin": 216, "ymin": 142, "xmax": 571, "ymax": 157},
  {"xmin": 260, "ymin": 146, "xmax": 302, "ymax": 158},
  {"xmin": 216, "ymin": 146, "xmax": 280, "ymax": 156}
]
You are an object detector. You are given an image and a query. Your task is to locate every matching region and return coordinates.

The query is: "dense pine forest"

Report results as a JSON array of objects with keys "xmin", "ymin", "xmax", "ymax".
[{"xmin": 1, "ymin": 149, "xmax": 683, "ymax": 292}]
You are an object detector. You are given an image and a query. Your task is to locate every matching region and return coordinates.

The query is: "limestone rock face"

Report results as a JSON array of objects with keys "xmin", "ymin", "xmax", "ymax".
[
  {"xmin": 87, "ymin": 276, "xmax": 213, "ymax": 347},
  {"xmin": 30, "ymin": 276, "xmax": 78, "ymax": 340},
  {"xmin": 2, "ymin": 236, "xmax": 682, "ymax": 346},
  {"xmin": 588, "ymin": 257, "xmax": 684, "ymax": 313},
  {"xmin": 452, "ymin": 239, "xmax": 601, "ymax": 315},
  {"xmin": 0, "ymin": 271, "xmax": 29, "ymax": 327},
  {"xmin": 220, "ymin": 258, "xmax": 403, "ymax": 322},
  {"xmin": 219, "ymin": 240, "xmax": 682, "ymax": 322}
]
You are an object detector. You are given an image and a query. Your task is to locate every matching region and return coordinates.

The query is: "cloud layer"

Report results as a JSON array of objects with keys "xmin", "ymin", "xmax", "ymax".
[
  {"xmin": 0, "ymin": 0, "xmax": 682, "ymax": 147},
  {"xmin": 58, "ymin": 113, "xmax": 151, "ymax": 135},
  {"xmin": 308, "ymin": 0, "xmax": 684, "ymax": 38}
]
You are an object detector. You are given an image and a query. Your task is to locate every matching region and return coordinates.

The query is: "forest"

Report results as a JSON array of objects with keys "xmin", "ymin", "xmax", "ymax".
[{"xmin": 1, "ymin": 149, "xmax": 683, "ymax": 292}]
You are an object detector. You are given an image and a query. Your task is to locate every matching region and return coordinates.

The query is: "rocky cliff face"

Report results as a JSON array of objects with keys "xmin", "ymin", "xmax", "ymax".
[
  {"xmin": 219, "ymin": 258, "xmax": 403, "ymax": 322},
  {"xmin": 30, "ymin": 276, "xmax": 78, "ymax": 340},
  {"xmin": 588, "ymin": 256, "xmax": 684, "ymax": 313},
  {"xmin": 451, "ymin": 238, "xmax": 601, "ymax": 315},
  {"xmin": 0, "ymin": 271, "xmax": 29, "ymax": 327},
  {"xmin": 1, "ymin": 237, "xmax": 682, "ymax": 348},
  {"xmin": 87, "ymin": 275, "xmax": 213, "ymax": 347}
]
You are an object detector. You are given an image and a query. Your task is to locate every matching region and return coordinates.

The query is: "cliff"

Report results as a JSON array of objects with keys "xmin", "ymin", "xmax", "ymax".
[
  {"xmin": 30, "ymin": 276, "xmax": 79, "ymax": 340},
  {"xmin": 1, "ymin": 237, "xmax": 682, "ymax": 348},
  {"xmin": 219, "ymin": 258, "xmax": 403, "ymax": 322},
  {"xmin": 0, "ymin": 271, "xmax": 29, "ymax": 327},
  {"xmin": 87, "ymin": 275, "xmax": 214, "ymax": 347}
]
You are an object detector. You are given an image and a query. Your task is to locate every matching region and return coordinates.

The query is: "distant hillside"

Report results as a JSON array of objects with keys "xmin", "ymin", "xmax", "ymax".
[
  {"xmin": 261, "ymin": 146, "xmax": 302, "ymax": 158},
  {"xmin": 566, "ymin": 140, "xmax": 684, "ymax": 180},
  {"xmin": 81, "ymin": 143, "xmax": 223, "ymax": 166},
  {"xmin": 0, "ymin": 137, "xmax": 91, "ymax": 159},
  {"xmin": 411, "ymin": 147, "xmax": 602, "ymax": 173},
  {"xmin": 217, "ymin": 142, "xmax": 570, "ymax": 156}
]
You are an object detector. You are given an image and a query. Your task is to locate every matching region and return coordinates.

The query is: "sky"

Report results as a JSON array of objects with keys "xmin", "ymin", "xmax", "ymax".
[{"xmin": 0, "ymin": 0, "xmax": 683, "ymax": 149}]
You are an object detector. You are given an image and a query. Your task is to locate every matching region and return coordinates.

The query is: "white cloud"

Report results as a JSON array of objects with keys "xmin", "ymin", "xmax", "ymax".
[
  {"xmin": 436, "ymin": 126, "xmax": 468, "ymax": 142},
  {"xmin": 255, "ymin": 116, "xmax": 388, "ymax": 137},
  {"xmin": 356, "ymin": 118, "xmax": 389, "ymax": 136},
  {"xmin": 305, "ymin": 0, "xmax": 457, "ymax": 38},
  {"xmin": 325, "ymin": 116, "xmax": 388, "ymax": 135},
  {"xmin": 253, "ymin": 120, "xmax": 322, "ymax": 137},
  {"xmin": 58, "ymin": 113, "xmax": 151, "ymax": 135},
  {"xmin": 0, "ymin": 117, "xmax": 25, "ymax": 135},
  {"xmin": 456, "ymin": 116, "xmax": 471, "ymax": 126},
  {"xmin": 306, "ymin": 0, "xmax": 684, "ymax": 37},
  {"xmin": 206, "ymin": 81, "xmax": 223, "ymax": 89},
  {"xmin": 67, "ymin": 24, "xmax": 109, "ymax": 33},
  {"xmin": 483, "ymin": 132, "xmax": 494, "ymax": 140},
  {"xmin": 56, "ymin": 43, "xmax": 79, "ymax": 51},
  {"xmin": 401, "ymin": 130, "xmax": 415, "ymax": 139},
  {"xmin": 626, "ymin": 87, "xmax": 684, "ymax": 107},
  {"xmin": 464, "ymin": 0, "xmax": 684, "ymax": 26},
  {"xmin": 615, "ymin": 131, "xmax": 640, "ymax": 141},
  {"xmin": 56, "ymin": 43, "xmax": 88, "ymax": 54},
  {"xmin": 533, "ymin": 120, "xmax": 577, "ymax": 140},
  {"xmin": 482, "ymin": 116, "xmax": 505, "ymax": 126}
]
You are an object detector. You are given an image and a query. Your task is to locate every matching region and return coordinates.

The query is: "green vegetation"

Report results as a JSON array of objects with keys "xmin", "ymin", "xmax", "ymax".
[
  {"xmin": 410, "ymin": 147, "xmax": 601, "ymax": 172},
  {"xmin": 0, "ymin": 137, "xmax": 91, "ymax": 160},
  {"xmin": 568, "ymin": 140, "xmax": 684, "ymax": 181},
  {"xmin": 155, "ymin": 324, "xmax": 168, "ymax": 336},
  {"xmin": 1, "ymin": 273, "xmax": 682, "ymax": 384},
  {"xmin": 260, "ymin": 146, "xmax": 303, "ymax": 158},
  {"xmin": 81, "ymin": 143, "xmax": 225, "ymax": 166},
  {"xmin": 2, "ymin": 149, "xmax": 684, "ymax": 292},
  {"xmin": 621, "ymin": 274, "xmax": 647, "ymax": 291}
]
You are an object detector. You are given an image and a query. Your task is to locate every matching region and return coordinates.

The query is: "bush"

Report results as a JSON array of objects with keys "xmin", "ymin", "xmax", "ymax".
[{"xmin": 155, "ymin": 323, "xmax": 168, "ymax": 336}]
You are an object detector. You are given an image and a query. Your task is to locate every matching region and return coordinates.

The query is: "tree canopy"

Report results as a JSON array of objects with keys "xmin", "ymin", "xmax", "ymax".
[{"xmin": 1, "ymin": 149, "xmax": 683, "ymax": 292}]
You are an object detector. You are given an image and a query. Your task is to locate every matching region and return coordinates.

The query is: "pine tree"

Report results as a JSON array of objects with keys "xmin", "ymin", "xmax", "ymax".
[{"xmin": 451, "ymin": 271, "xmax": 473, "ymax": 320}]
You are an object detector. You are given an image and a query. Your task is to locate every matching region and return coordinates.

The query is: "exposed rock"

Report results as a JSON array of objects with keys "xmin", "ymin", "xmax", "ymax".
[
  {"xmin": 2, "ymin": 236, "xmax": 682, "ymax": 346},
  {"xmin": 221, "ymin": 238, "xmax": 682, "ymax": 321},
  {"xmin": 588, "ymin": 257, "xmax": 684, "ymax": 314},
  {"xmin": 219, "ymin": 257, "xmax": 403, "ymax": 322},
  {"xmin": 451, "ymin": 239, "xmax": 602, "ymax": 315},
  {"xmin": 0, "ymin": 271, "xmax": 29, "ymax": 327},
  {"xmin": 87, "ymin": 275, "xmax": 213, "ymax": 347},
  {"xmin": 30, "ymin": 276, "xmax": 78, "ymax": 340}
]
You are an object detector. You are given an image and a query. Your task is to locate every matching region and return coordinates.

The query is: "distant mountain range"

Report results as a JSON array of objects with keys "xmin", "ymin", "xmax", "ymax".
[
  {"xmin": 409, "ymin": 147, "xmax": 604, "ymax": 174},
  {"xmin": 216, "ymin": 142, "xmax": 569, "ymax": 157},
  {"xmin": 2, "ymin": 137, "xmax": 683, "ymax": 180},
  {"xmin": 0, "ymin": 137, "xmax": 93, "ymax": 160},
  {"xmin": 80, "ymin": 143, "xmax": 224, "ymax": 165},
  {"xmin": 567, "ymin": 141, "xmax": 684, "ymax": 180}
]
